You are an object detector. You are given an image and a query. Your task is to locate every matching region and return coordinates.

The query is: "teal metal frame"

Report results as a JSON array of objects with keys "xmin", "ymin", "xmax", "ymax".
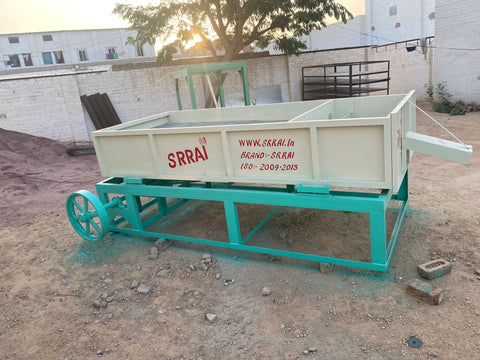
[
  {"xmin": 173, "ymin": 61, "xmax": 250, "ymax": 110},
  {"xmin": 68, "ymin": 172, "xmax": 409, "ymax": 272}
]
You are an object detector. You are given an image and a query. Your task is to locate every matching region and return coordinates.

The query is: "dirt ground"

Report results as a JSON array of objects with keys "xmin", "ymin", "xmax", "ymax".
[{"xmin": 1, "ymin": 102, "xmax": 479, "ymax": 360}]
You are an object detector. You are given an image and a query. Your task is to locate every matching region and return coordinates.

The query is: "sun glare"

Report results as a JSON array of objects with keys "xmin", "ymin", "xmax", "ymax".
[{"xmin": 184, "ymin": 33, "xmax": 203, "ymax": 49}]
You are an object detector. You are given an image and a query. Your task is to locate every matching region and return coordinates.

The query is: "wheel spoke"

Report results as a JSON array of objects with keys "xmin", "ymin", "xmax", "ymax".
[
  {"xmin": 89, "ymin": 219, "xmax": 101, "ymax": 233},
  {"xmin": 84, "ymin": 197, "xmax": 89, "ymax": 212},
  {"xmin": 85, "ymin": 219, "xmax": 90, "ymax": 234},
  {"xmin": 73, "ymin": 199, "xmax": 84, "ymax": 212}
]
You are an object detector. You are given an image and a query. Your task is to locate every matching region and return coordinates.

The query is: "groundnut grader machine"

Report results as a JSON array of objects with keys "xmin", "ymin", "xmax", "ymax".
[{"xmin": 67, "ymin": 91, "xmax": 472, "ymax": 271}]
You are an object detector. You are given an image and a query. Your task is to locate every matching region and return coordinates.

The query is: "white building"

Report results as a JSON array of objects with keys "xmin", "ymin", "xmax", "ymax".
[
  {"xmin": 0, "ymin": 28, "xmax": 156, "ymax": 70},
  {"xmin": 260, "ymin": 0, "xmax": 436, "ymax": 53}
]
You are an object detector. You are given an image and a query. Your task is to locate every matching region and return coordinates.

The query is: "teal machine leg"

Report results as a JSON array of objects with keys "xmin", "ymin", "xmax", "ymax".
[{"xmin": 77, "ymin": 172, "xmax": 410, "ymax": 272}]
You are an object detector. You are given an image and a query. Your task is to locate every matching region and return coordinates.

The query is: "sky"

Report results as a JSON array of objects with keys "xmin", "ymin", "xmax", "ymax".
[{"xmin": 0, "ymin": 0, "xmax": 365, "ymax": 35}]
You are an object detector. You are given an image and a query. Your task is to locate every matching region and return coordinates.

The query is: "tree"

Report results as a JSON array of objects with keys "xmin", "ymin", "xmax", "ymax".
[{"xmin": 114, "ymin": 0, "xmax": 353, "ymax": 63}]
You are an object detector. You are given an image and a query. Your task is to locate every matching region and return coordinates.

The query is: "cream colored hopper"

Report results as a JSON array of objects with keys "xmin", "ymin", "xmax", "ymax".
[{"xmin": 92, "ymin": 91, "xmax": 472, "ymax": 191}]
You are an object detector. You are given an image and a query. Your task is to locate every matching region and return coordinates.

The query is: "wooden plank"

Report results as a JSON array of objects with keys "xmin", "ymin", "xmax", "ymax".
[
  {"xmin": 80, "ymin": 95, "xmax": 103, "ymax": 130},
  {"xmin": 91, "ymin": 93, "xmax": 112, "ymax": 128},
  {"xmin": 101, "ymin": 93, "xmax": 121, "ymax": 126}
]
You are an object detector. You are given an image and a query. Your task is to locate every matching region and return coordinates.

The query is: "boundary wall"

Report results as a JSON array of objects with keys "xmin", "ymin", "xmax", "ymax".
[{"xmin": 0, "ymin": 39, "xmax": 433, "ymax": 142}]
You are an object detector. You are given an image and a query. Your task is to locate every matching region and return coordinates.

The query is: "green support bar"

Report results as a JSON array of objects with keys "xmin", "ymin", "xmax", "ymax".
[
  {"xmin": 217, "ymin": 73, "xmax": 226, "ymax": 108},
  {"xmin": 75, "ymin": 172, "xmax": 410, "ymax": 272},
  {"xmin": 175, "ymin": 79, "xmax": 182, "ymax": 110},
  {"xmin": 240, "ymin": 67, "xmax": 251, "ymax": 106},
  {"xmin": 224, "ymin": 201, "xmax": 242, "ymax": 245},
  {"xmin": 173, "ymin": 61, "xmax": 250, "ymax": 110},
  {"xmin": 187, "ymin": 73, "xmax": 197, "ymax": 109}
]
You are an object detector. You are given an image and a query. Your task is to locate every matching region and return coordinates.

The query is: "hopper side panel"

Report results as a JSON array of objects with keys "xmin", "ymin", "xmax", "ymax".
[
  {"xmin": 317, "ymin": 125, "xmax": 387, "ymax": 184},
  {"xmin": 95, "ymin": 135, "xmax": 157, "ymax": 177}
]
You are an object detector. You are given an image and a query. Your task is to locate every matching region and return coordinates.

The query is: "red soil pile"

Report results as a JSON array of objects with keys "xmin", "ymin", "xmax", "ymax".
[{"xmin": 0, "ymin": 128, "xmax": 102, "ymax": 227}]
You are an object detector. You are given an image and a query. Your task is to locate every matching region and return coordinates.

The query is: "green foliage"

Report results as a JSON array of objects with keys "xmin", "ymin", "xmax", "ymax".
[
  {"xmin": 113, "ymin": 0, "xmax": 353, "ymax": 63},
  {"xmin": 426, "ymin": 82, "xmax": 470, "ymax": 116}
]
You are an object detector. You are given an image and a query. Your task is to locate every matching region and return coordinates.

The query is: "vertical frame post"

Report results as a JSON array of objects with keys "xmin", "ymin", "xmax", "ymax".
[
  {"xmin": 240, "ymin": 65, "xmax": 251, "ymax": 106},
  {"xmin": 187, "ymin": 72, "xmax": 197, "ymax": 109},
  {"xmin": 157, "ymin": 197, "xmax": 168, "ymax": 217},
  {"xmin": 124, "ymin": 194, "xmax": 143, "ymax": 231},
  {"xmin": 224, "ymin": 201, "xmax": 242, "ymax": 245},
  {"xmin": 370, "ymin": 208, "xmax": 387, "ymax": 266},
  {"xmin": 175, "ymin": 78, "xmax": 182, "ymax": 110},
  {"xmin": 217, "ymin": 72, "xmax": 226, "ymax": 108}
]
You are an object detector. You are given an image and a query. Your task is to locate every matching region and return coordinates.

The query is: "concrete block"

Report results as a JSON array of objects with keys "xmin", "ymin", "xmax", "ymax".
[
  {"xmin": 417, "ymin": 259, "xmax": 452, "ymax": 280},
  {"xmin": 405, "ymin": 278, "xmax": 445, "ymax": 305}
]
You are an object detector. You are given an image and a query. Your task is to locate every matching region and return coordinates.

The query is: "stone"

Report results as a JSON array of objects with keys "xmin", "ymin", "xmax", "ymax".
[
  {"xmin": 106, "ymin": 296, "xmax": 114, "ymax": 303},
  {"xmin": 101, "ymin": 292, "xmax": 108, "ymax": 300},
  {"xmin": 417, "ymin": 259, "xmax": 452, "ymax": 280},
  {"xmin": 137, "ymin": 284, "xmax": 153, "ymax": 294},
  {"xmin": 405, "ymin": 279, "xmax": 445, "ymax": 305},
  {"xmin": 97, "ymin": 349, "xmax": 103, "ymax": 356},
  {"xmin": 475, "ymin": 269, "xmax": 480, "ymax": 276},
  {"xmin": 308, "ymin": 347, "xmax": 317, "ymax": 353},
  {"xmin": 201, "ymin": 254, "xmax": 212, "ymax": 264},
  {"xmin": 303, "ymin": 350, "xmax": 309, "ymax": 355},
  {"xmin": 157, "ymin": 269, "xmax": 171, "ymax": 277},
  {"xmin": 100, "ymin": 301, "xmax": 107, "ymax": 308},
  {"xmin": 279, "ymin": 232, "xmax": 287, "ymax": 240},
  {"xmin": 150, "ymin": 247, "xmax": 159, "ymax": 255},
  {"xmin": 130, "ymin": 279, "xmax": 140, "ymax": 289},
  {"xmin": 149, "ymin": 254, "xmax": 159, "ymax": 260},
  {"xmin": 215, "ymin": 273, "xmax": 221, "ymax": 279},
  {"xmin": 154, "ymin": 238, "xmax": 172, "ymax": 251},
  {"xmin": 205, "ymin": 313, "xmax": 217, "ymax": 322},
  {"xmin": 262, "ymin": 287, "xmax": 272, "ymax": 296},
  {"xmin": 93, "ymin": 300, "xmax": 102, "ymax": 308},
  {"xmin": 319, "ymin": 262, "xmax": 333, "ymax": 275}
]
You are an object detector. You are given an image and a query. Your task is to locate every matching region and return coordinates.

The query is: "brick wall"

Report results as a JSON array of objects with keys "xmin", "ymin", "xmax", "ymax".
[
  {"xmin": 434, "ymin": 0, "xmax": 480, "ymax": 101},
  {"xmin": 0, "ymin": 75, "xmax": 87, "ymax": 142},
  {"xmin": 369, "ymin": 40, "xmax": 433, "ymax": 97}
]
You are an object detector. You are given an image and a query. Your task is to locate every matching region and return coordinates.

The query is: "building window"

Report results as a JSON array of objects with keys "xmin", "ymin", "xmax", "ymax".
[
  {"xmin": 8, "ymin": 36, "xmax": 19, "ymax": 44},
  {"xmin": 78, "ymin": 50, "xmax": 88, "ymax": 61},
  {"xmin": 106, "ymin": 47, "xmax": 118, "ymax": 59},
  {"xmin": 42, "ymin": 34, "xmax": 53, "ymax": 41},
  {"xmin": 8, "ymin": 54, "xmax": 20, "ymax": 67},
  {"xmin": 389, "ymin": 5, "xmax": 397, "ymax": 16},
  {"xmin": 136, "ymin": 46, "xmax": 144, "ymax": 57},
  {"xmin": 42, "ymin": 52, "xmax": 54, "ymax": 65},
  {"xmin": 22, "ymin": 53, "xmax": 33, "ymax": 66},
  {"xmin": 54, "ymin": 51, "xmax": 65, "ymax": 64}
]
